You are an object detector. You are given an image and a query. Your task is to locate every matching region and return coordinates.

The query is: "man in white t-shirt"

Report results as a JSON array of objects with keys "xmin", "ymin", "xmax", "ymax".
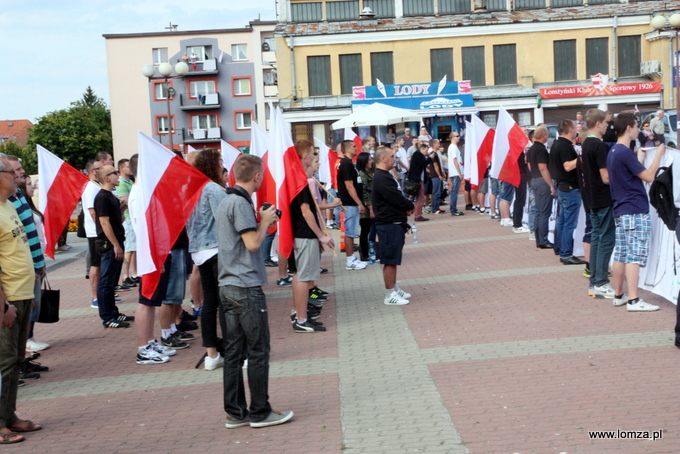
[
  {"xmin": 447, "ymin": 131, "xmax": 465, "ymax": 216},
  {"xmin": 82, "ymin": 160, "xmax": 102, "ymax": 308},
  {"xmin": 394, "ymin": 136, "xmax": 409, "ymax": 190}
]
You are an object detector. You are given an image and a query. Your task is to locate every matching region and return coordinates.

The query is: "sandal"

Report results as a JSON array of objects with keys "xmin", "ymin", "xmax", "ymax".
[
  {"xmin": 0, "ymin": 431, "xmax": 25, "ymax": 444},
  {"xmin": 7, "ymin": 419, "xmax": 42, "ymax": 432}
]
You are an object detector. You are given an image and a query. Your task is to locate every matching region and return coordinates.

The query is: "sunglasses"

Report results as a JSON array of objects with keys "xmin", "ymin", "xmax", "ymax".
[{"xmin": 106, "ymin": 170, "xmax": 120, "ymax": 176}]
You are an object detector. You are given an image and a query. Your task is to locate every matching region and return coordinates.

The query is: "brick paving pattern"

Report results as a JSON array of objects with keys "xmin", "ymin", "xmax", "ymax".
[{"xmin": 7, "ymin": 207, "xmax": 678, "ymax": 452}]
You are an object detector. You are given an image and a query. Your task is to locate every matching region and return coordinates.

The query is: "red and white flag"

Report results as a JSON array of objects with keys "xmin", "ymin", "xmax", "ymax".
[
  {"xmin": 469, "ymin": 115, "xmax": 495, "ymax": 190},
  {"xmin": 221, "ymin": 140, "xmax": 242, "ymax": 188},
  {"xmin": 344, "ymin": 128, "xmax": 363, "ymax": 154},
  {"xmin": 269, "ymin": 106, "xmax": 308, "ymax": 258},
  {"xmin": 490, "ymin": 107, "xmax": 528, "ymax": 187},
  {"xmin": 136, "ymin": 131, "xmax": 209, "ymax": 298},
  {"xmin": 251, "ymin": 121, "xmax": 276, "ymax": 213},
  {"xmin": 463, "ymin": 120, "xmax": 473, "ymax": 182},
  {"xmin": 314, "ymin": 138, "xmax": 332, "ymax": 185},
  {"xmin": 37, "ymin": 145, "xmax": 89, "ymax": 259}
]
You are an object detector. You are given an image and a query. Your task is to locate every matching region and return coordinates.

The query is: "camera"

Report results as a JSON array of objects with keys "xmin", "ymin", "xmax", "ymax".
[{"xmin": 262, "ymin": 203, "xmax": 282, "ymax": 218}]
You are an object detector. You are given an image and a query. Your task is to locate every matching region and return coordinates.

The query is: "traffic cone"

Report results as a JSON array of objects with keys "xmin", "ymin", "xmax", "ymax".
[{"xmin": 339, "ymin": 211, "xmax": 346, "ymax": 253}]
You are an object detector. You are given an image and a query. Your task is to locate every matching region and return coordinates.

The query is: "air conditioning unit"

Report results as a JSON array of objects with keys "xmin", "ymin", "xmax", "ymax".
[{"xmin": 640, "ymin": 60, "xmax": 662, "ymax": 78}]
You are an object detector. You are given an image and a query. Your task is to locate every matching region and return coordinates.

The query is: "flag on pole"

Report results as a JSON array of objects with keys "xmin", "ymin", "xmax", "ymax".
[
  {"xmin": 135, "ymin": 131, "xmax": 210, "ymax": 299},
  {"xmin": 470, "ymin": 115, "xmax": 495, "ymax": 190},
  {"xmin": 37, "ymin": 145, "xmax": 89, "ymax": 259},
  {"xmin": 463, "ymin": 120, "xmax": 473, "ymax": 182},
  {"xmin": 314, "ymin": 138, "xmax": 333, "ymax": 184},
  {"xmin": 490, "ymin": 107, "xmax": 528, "ymax": 187},
  {"xmin": 269, "ymin": 106, "xmax": 308, "ymax": 258},
  {"xmin": 221, "ymin": 140, "xmax": 242, "ymax": 187}
]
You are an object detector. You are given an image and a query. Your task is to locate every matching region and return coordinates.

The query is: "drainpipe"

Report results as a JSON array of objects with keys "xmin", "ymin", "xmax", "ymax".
[
  {"xmin": 611, "ymin": 16, "xmax": 618, "ymax": 82},
  {"xmin": 287, "ymin": 36, "xmax": 298, "ymax": 100}
]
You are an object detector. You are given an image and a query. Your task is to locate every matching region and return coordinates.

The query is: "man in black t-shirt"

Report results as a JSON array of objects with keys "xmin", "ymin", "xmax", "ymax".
[
  {"xmin": 336, "ymin": 140, "xmax": 366, "ymax": 270},
  {"xmin": 549, "ymin": 120, "xmax": 586, "ymax": 265},
  {"xmin": 94, "ymin": 165, "xmax": 133, "ymax": 328},
  {"xmin": 527, "ymin": 126, "xmax": 555, "ymax": 248}
]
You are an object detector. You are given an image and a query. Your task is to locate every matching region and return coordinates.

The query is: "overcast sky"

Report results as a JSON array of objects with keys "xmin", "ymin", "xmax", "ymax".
[{"xmin": 0, "ymin": 1, "xmax": 277, "ymax": 123}]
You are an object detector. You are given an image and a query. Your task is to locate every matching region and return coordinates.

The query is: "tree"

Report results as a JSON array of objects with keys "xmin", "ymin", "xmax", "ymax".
[
  {"xmin": 0, "ymin": 141, "xmax": 36, "ymax": 174},
  {"xmin": 27, "ymin": 87, "xmax": 112, "ymax": 171}
]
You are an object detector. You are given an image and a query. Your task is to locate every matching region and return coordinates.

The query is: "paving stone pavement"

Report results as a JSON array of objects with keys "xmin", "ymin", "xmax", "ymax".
[{"xmin": 8, "ymin": 211, "xmax": 679, "ymax": 453}]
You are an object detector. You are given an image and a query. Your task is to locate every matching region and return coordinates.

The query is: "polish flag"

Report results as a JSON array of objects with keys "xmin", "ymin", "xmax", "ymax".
[
  {"xmin": 344, "ymin": 128, "xmax": 362, "ymax": 161},
  {"xmin": 37, "ymin": 145, "xmax": 89, "ymax": 259},
  {"xmin": 470, "ymin": 115, "xmax": 495, "ymax": 190},
  {"xmin": 269, "ymin": 106, "xmax": 308, "ymax": 258},
  {"xmin": 221, "ymin": 140, "xmax": 242, "ymax": 188},
  {"xmin": 136, "ymin": 131, "xmax": 210, "ymax": 298},
  {"xmin": 490, "ymin": 107, "xmax": 528, "ymax": 187},
  {"xmin": 463, "ymin": 120, "xmax": 473, "ymax": 182},
  {"xmin": 314, "ymin": 138, "xmax": 333, "ymax": 185}
]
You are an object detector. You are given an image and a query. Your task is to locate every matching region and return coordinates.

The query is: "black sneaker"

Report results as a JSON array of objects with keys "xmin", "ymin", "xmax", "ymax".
[
  {"xmin": 161, "ymin": 335, "xmax": 189, "ymax": 349},
  {"xmin": 264, "ymin": 259, "xmax": 278, "ymax": 267},
  {"xmin": 293, "ymin": 319, "xmax": 327, "ymax": 333},
  {"xmin": 308, "ymin": 292, "xmax": 327, "ymax": 305},
  {"xmin": 19, "ymin": 370, "xmax": 40, "ymax": 380},
  {"xmin": 307, "ymin": 303, "xmax": 322, "ymax": 319},
  {"xmin": 290, "ymin": 312, "xmax": 323, "ymax": 325},
  {"xmin": 319, "ymin": 267, "xmax": 329, "ymax": 274},
  {"xmin": 181, "ymin": 310, "xmax": 198, "ymax": 321},
  {"xmin": 18, "ymin": 380, "xmax": 26, "ymax": 387},
  {"xmin": 114, "ymin": 284, "xmax": 131, "ymax": 292},
  {"xmin": 311, "ymin": 286, "xmax": 329, "ymax": 296},
  {"xmin": 22, "ymin": 358, "xmax": 48, "ymax": 373},
  {"xmin": 173, "ymin": 330, "xmax": 195, "ymax": 341},
  {"xmin": 123, "ymin": 277, "xmax": 137, "ymax": 288},
  {"xmin": 176, "ymin": 319, "xmax": 198, "ymax": 332},
  {"xmin": 103, "ymin": 319, "xmax": 130, "ymax": 328},
  {"xmin": 117, "ymin": 313, "xmax": 135, "ymax": 322},
  {"xmin": 276, "ymin": 275, "xmax": 293, "ymax": 287}
]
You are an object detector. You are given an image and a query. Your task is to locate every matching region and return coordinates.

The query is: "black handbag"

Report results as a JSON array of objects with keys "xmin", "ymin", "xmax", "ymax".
[
  {"xmin": 403, "ymin": 179, "xmax": 420, "ymax": 197},
  {"xmin": 38, "ymin": 277, "xmax": 60, "ymax": 324}
]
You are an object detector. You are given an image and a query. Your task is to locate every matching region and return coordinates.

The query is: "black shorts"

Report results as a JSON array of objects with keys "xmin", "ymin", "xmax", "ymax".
[
  {"xmin": 138, "ymin": 255, "xmax": 172, "ymax": 307},
  {"xmin": 376, "ymin": 224, "xmax": 405, "ymax": 266},
  {"xmin": 465, "ymin": 180, "xmax": 471, "ymax": 192},
  {"xmin": 88, "ymin": 237, "xmax": 101, "ymax": 267}
]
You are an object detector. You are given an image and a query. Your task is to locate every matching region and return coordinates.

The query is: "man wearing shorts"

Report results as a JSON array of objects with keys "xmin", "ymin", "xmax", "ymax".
[
  {"xmin": 337, "ymin": 140, "xmax": 366, "ymax": 270},
  {"xmin": 372, "ymin": 146, "xmax": 415, "ymax": 306},
  {"xmin": 289, "ymin": 140, "xmax": 334, "ymax": 333},
  {"xmin": 606, "ymin": 112, "xmax": 665, "ymax": 311},
  {"xmin": 82, "ymin": 160, "xmax": 102, "ymax": 307}
]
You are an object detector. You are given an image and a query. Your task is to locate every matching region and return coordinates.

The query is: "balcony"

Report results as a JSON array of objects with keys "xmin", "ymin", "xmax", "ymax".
[
  {"xmin": 179, "ymin": 93, "xmax": 221, "ymax": 110},
  {"xmin": 183, "ymin": 58, "xmax": 219, "ymax": 76},
  {"xmin": 184, "ymin": 126, "xmax": 222, "ymax": 143},
  {"xmin": 262, "ymin": 51, "xmax": 276, "ymax": 64},
  {"xmin": 264, "ymin": 85, "xmax": 279, "ymax": 97}
]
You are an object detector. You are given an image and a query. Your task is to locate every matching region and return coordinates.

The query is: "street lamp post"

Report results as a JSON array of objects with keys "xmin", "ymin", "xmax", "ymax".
[
  {"xmin": 142, "ymin": 61, "xmax": 190, "ymax": 151},
  {"xmin": 651, "ymin": 13, "xmax": 680, "ymax": 120}
]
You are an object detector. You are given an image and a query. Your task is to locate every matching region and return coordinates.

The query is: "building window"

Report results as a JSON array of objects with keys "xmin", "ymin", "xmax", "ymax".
[
  {"xmin": 187, "ymin": 46, "xmax": 213, "ymax": 62},
  {"xmin": 308, "ymin": 56, "xmax": 332, "ymax": 96},
  {"xmin": 551, "ymin": 0, "xmax": 581, "ymax": 6},
  {"xmin": 232, "ymin": 44, "xmax": 247, "ymax": 61},
  {"xmin": 363, "ymin": 0, "xmax": 396, "ymax": 17},
  {"xmin": 618, "ymin": 35, "xmax": 641, "ymax": 77},
  {"xmin": 462, "ymin": 46, "xmax": 485, "ymax": 86},
  {"xmin": 153, "ymin": 81, "xmax": 173, "ymax": 101},
  {"xmin": 340, "ymin": 54, "xmax": 363, "ymax": 95},
  {"xmin": 493, "ymin": 44, "xmax": 517, "ymax": 85},
  {"xmin": 264, "ymin": 68, "xmax": 277, "ymax": 86},
  {"xmin": 431, "ymin": 48, "xmax": 453, "ymax": 83},
  {"xmin": 553, "ymin": 40, "xmax": 577, "ymax": 81},
  {"xmin": 291, "ymin": 2, "xmax": 323, "ymax": 22},
  {"xmin": 517, "ymin": 111, "xmax": 532, "ymax": 127},
  {"xmin": 403, "ymin": 0, "xmax": 434, "ymax": 16},
  {"xmin": 262, "ymin": 37, "xmax": 276, "ymax": 52},
  {"xmin": 327, "ymin": 0, "xmax": 359, "ymax": 20},
  {"xmin": 515, "ymin": 0, "xmax": 546, "ymax": 9},
  {"xmin": 153, "ymin": 48, "xmax": 168, "ymax": 66},
  {"xmin": 191, "ymin": 113, "xmax": 218, "ymax": 130},
  {"xmin": 156, "ymin": 115, "xmax": 175, "ymax": 134},
  {"xmin": 189, "ymin": 80, "xmax": 216, "ymax": 98},
  {"xmin": 487, "ymin": 0, "xmax": 507, "ymax": 10},
  {"xmin": 482, "ymin": 113, "xmax": 497, "ymax": 128},
  {"xmin": 236, "ymin": 111, "xmax": 253, "ymax": 130},
  {"xmin": 439, "ymin": 0, "xmax": 471, "ymax": 13},
  {"xmin": 233, "ymin": 78, "xmax": 252, "ymax": 96},
  {"xmin": 371, "ymin": 52, "xmax": 394, "ymax": 85},
  {"xmin": 586, "ymin": 38, "xmax": 609, "ymax": 77}
]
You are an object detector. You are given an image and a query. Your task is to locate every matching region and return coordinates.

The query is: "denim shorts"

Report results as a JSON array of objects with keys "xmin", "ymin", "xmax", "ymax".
[
  {"xmin": 614, "ymin": 213, "xmax": 651, "ymax": 266},
  {"xmin": 123, "ymin": 217, "xmax": 136, "ymax": 252},
  {"xmin": 499, "ymin": 181, "xmax": 515, "ymax": 204},
  {"xmin": 344, "ymin": 205, "xmax": 360, "ymax": 238},
  {"xmin": 162, "ymin": 248, "xmax": 187, "ymax": 304},
  {"xmin": 490, "ymin": 178, "xmax": 500, "ymax": 196}
]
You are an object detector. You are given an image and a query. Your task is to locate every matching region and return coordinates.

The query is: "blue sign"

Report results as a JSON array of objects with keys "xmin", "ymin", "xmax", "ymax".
[{"xmin": 352, "ymin": 81, "xmax": 474, "ymax": 110}]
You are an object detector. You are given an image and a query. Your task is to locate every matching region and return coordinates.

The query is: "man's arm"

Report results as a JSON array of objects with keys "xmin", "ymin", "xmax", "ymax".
[
  {"xmin": 300, "ymin": 203, "xmax": 334, "ymax": 249},
  {"xmin": 599, "ymin": 168, "xmax": 609, "ymax": 185},
  {"xmin": 637, "ymin": 144, "xmax": 666, "ymax": 183},
  {"xmin": 0, "ymin": 284, "xmax": 16, "ymax": 328},
  {"xmin": 563, "ymin": 159, "xmax": 577, "ymax": 172},
  {"xmin": 88, "ymin": 207, "xmax": 96, "ymax": 223},
  {"xmin": 99, "ymin": 216, "xmax": 123, "ymax": 260},
  {"xmin": 538, "ymin": 163, "xmax": 556, "ymax": 196},
  {"xmin": 344, "ymin": 180, "xmax": 365, "ymax": 214},
  {"xmin": 241, "ymin": 206, "xmax": 278, "ymax": 252}
]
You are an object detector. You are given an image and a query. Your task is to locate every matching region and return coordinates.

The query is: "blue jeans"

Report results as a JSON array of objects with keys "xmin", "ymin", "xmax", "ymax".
[
  {"xmin": 261, "ymin": 230, "xmax": 276, "ymax": 262},
  {"xmin": 219, "ymin": 285, "xmax": 272, "ymax": 423},
  {"xmin": 531, "ymin": 178, "xmax": 552, "ymax": 247},
  {"xmin": 449, "ymin": 176, "xmax": 461, "ymax": 213},
  {"xmin": 556, "ymin": 189, "xmax": 582, "ymax": 259},
  {"xmin": 589, "ymin": 206, "xmax": 615, "ymax": 286},
  {"xmin": 162, "ymin": 248, "xmax": 187, "ymax": 304},
  {"xmin": 98, "ymin": 247, "xmax": 123, "ymax": 322},
  {"xmin": 431, "ymin": 177, "xmax": 442, "ymax": 212}
]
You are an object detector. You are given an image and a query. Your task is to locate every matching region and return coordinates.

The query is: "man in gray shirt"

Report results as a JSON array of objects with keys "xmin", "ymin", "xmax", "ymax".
[{"xmin": 216, "ymin": 154, "xmax": 293, "ymax": 429}]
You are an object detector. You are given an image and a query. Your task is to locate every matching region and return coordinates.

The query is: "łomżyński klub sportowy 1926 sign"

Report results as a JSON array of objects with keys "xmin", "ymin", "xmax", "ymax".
[
  {"xmin": 539, "ymin": 74, "xmax": 662, "ymax": 99},
  {"xmin": 352, "ymin": 78, "xmax": 475, "ymax": 111}
]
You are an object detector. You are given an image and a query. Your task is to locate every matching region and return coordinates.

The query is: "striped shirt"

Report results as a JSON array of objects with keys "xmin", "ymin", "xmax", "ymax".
[{"xmin": 9, "ymin": 188, "xmax": 45, "ymax": 271}]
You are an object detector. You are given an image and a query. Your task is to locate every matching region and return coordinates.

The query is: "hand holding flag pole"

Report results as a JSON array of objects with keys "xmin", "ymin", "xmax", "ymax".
[{"xmin": 312, "ymin": 176, "xmax": 347, "ymax": 212}]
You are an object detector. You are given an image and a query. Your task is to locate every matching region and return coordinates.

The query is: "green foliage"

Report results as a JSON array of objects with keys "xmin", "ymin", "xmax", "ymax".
[
  {"xmin": 0, "ymin": 141, "xmax": 37, "ymax": 174},
  {"xmin": 27, "ymin": 87, "xmax": 112, "ymax": 171}
]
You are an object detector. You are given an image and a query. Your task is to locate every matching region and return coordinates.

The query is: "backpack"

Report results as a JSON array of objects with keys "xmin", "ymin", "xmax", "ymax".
[{"xmin": 648, "ymin": 164, "xmax": 678, "ymax": 231}]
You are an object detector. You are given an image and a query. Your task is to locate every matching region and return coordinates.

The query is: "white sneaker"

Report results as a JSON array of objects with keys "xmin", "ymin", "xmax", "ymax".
[
  {"xmin": 346, "ymin": 257, "xmax": 367, "ymax": 270},
  {"xmin": 205, "ymin": 353, "xmax": 225, "ymax": 371},
  {"xmin": 137, "ymin": 346, "xmax": 170, "ymax": 365},
  {"xmin": 613, "ymin": 294, "xmax": 628, "ymax": 307},
  {"xmin": 529, "ymin": 232, "xmax": 535, "ymax": 241},
  {"xmin": 512, "ymin": 226, "xmax": 530, "ymax": 233},
  {"xmin": 592, "ymin": 283, "xmax": 615, "ymax": 299},
  {"xmin": 396, "ymin": 288, "xmax": 411, "ymax": 299},
  {"xmin": 627, "ymin": 299, "xmax": 660, "ymax": 312},
  {"xmin": 150, "ymin": 339, "xmax": 175, "ymax": 357},
  {"xmin": 500, "ymin": 219, "xmax": 513, "ymax": 227},
  {"xmin": 25, "ymin": 338, "xmax": 50, "ymax": 352},
  {"xmin": 384, "ymin": 291, "xmax": 410, "ymax": 306}
]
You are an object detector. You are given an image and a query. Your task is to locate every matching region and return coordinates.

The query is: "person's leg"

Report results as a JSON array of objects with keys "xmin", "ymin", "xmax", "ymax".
[
  {"xmin": 241, "ymin": 286, "xmax": 272, "ymax": 422},
  {"xmin": 220, "ymin": 286, "xmax": 249, "ymax": 420},
  {"xmin": 88, "ymin": 239, "xmax": 100, "ymax": 301},
  {"xmin": 589, "ymin": 210, "xmax": 602, "ymax": 287},
  {"xmin": 449, "ymin": 176, "xmax": 461, "ymax": 213},
  {"xmin": 291, "ymin": 274, "xmax": 312, "ymax": 321},
  {"xmin": 359, "ymin": 217, "xmax": 371, "ymax": 261},
  {"xmin": 97, "ymin": 249, "xmax": 121, "ymax": 322},
  {"xmin": 624, "ymin": 263, "xmax": 641, "ymax": 300},
  {"xmin": 0, "ymin": 299, "xmax": 31, "ymax": 429},
  {"xmin": 128, "ymin": 251, "xmax": 137, "ymax": 279},
  {"xmin": 383, "ymin": 264, "xmax": 397, "ymax": 290},
  {"xmin": 533, "ymin": 179, "xmax": 551, "ymax": 246},
  {"xmin": 344, "ymin": 206, "xmax": 359, "ymax": 259},
  {"xmin": 489, "ymin": 178, "xmax": 499, "ymax": 215},
  {"xmin": 189, "ymin": 264, "xmax": 203, "ymax": 310},
  {"xmin": 135, "ymin": 304, "xmax": 156, "ymax": 347},
  {"xmin": 198, "ymin": 256, "xmax": 220, "ymax": 359},
  {"xmin": 559, "ymin": 190, "xmax": 582, "ymax": 258},
  {"xmin": 261, "ymin": 230, "xmax": 275, "ymax": 263},
  {"xmin": 512, "ymin": 176, "xmax": 527, "ymax": 228},
  {"xmin": 414, "ymin": 182, "xmax": 425, "ymax": 218},
  {"xmin": 611, "ymin": 260, "xmax": 625, "ymax": 295},
  {"xmin": 431, "ymin": 177, "xmax": 441, "ymax": 212}
]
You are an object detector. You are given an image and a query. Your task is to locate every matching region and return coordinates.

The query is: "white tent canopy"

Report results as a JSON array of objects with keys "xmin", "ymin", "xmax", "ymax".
[{"xmin": 331, "ymin": 102, "xmax": 422, "ymax": 130}]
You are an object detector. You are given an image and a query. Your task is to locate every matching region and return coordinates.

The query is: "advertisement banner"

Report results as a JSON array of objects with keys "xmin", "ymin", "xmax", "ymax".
[
  {"xmin": 540, "ymin": 81, "xmax": 661, "ymax": 99},
  {"xmin": 352, "ymin": 80, "xmax": 475, "ymax": 110}
]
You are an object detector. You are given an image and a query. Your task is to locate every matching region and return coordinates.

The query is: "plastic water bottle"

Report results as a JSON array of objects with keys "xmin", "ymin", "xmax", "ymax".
[
  {"xmin": 368, "ymin": 241, "xmax": 377, "ymax": 264},
  {"xmin": 412, "ymin": 223, "xmax": 418, "ymax": 243}
]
